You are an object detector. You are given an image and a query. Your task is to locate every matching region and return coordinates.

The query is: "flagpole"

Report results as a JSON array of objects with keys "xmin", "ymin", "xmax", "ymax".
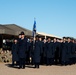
[
  {"xmin": 33, "ymin": 18, "xmax": 36, "ymax": 43},
  {"xmin": 32, "ymin": 18, "xmax": 36, "ymax": 51}
]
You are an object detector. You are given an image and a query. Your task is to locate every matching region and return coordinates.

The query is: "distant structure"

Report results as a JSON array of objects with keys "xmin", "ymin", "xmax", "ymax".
[
  {"xmin": 0, "ymin": 24, "xmax": 62, "ymax": 50},
  {"xmin": 37, "ymin": 32, "xmax": 61, "ymax": 40}
]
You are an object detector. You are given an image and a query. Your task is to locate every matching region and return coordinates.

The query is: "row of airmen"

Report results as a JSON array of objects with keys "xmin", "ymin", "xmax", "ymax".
[{"xmin": 12, "ymin": 32, "xmax": 76, "ymax": 69}]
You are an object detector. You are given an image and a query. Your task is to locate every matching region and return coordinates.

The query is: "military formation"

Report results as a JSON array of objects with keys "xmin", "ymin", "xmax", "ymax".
[{"xmin": 11, "ymin": 31, "xmax": 76, "ymax": 69}]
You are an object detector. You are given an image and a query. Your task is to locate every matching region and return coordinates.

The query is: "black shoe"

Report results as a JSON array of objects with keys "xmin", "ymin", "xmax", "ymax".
[
  {"xmin": 34, "ymin": 65, "xmax": 36, "ymax": 68},
  {"xmin": 37, "ymin": 67, "xmax": 39, "ymax": 69},
  {"xmin": 37, "ymin": 65, "xmax": 39, "ymax": 68},
  {"xmin": 22, "ymin": 66, "xmax": 25, "ymax": 69},
  {"xmin": 18, "ymin": 67, "xmax": 22, "ymax": 69},
  {"xmin": 22, "ymin": 67, "xmax": 25, "ymax": 69},
  {"xmin": 11, "ymin": 64, "xmax": 14, "ymax": 67}
]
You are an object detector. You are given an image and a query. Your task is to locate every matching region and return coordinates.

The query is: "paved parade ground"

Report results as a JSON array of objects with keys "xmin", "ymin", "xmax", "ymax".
[{"xmin": 0, "ymin": 63, "xmax": 76, "ymax": 75}]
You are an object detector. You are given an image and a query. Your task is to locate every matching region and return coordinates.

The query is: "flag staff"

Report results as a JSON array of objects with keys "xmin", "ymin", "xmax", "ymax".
[{"xmin": 33, "ymin": 18, "xmax": 36, "ymax": 43}]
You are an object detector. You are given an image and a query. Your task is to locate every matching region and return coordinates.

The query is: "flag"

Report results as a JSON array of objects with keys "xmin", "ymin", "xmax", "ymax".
[{"xmin": 32, "ymin": 19, "xmax": 36, "ymax": 37}]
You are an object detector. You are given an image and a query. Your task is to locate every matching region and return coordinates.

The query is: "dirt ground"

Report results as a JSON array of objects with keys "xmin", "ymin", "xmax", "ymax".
[{"xmin": 0, "ymin": 63, "xmax": 76, "ymax": 75}]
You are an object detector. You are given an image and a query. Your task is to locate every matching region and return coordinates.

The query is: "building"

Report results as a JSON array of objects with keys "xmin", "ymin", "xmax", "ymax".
[{"xmin": 0, "ymin": 24, "xmax": 62, "ymax": 50}]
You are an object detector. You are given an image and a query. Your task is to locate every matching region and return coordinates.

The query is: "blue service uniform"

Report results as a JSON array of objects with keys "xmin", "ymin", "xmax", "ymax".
[
  {"xmin": 43, "ymin": 42, "xmax": 47, "ymax": 64},
  {"xmin": 60, "ymin": 42, "xmax": 67, "ymax": 65},
  {"xmin": 52, "ymin": 42, "xmax": 60, "ymax": 64},
  {"xmin": 46, "ymin": 42, "xmax": 54, "ymax": 65},
  {"xmin": 12, "ymin": 43, "xmax": 19, "ymax": 65},
  {"xmin": 18, "ymin": 37, "xmax": 28, "ymax": 68},
  {"xmin": 66, "ymin": 42, "xmax": 73, "ymax": 64},
  {"xmin": 33, "ymin": 40, "xmax": 42, "ymax": 68}
]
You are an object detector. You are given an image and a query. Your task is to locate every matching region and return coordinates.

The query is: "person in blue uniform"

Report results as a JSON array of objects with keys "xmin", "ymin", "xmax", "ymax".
[
  {"xmin": 56, "ymin": 39, "xmax": 61, "ymax": 64},
  {"xmin": 71, "ymin": 39, "xmax": 76, "ymax": 64},
  {"xmin": 38, "ymin": 37, "xmax": 43, "ymax": 65},
  {"xmin": 43, "ymin": 39, "xmax": 47, "ymax": 65},
  {"xmin": 12, "ymin": 39, "xmax": 19, "ymax": 66},
  {"xmin": 66, "ymin": 37, "xmax": 73, "ymax": 65},
  {"xmin": 74, "ymin": 41, "xmax": 76, "ymax": 64},
  {"xmin": 33, "ymin": 35, "xmax": 42, "ymax": 68},
  {"xmin": 52, "ymin": 38, "xmax": 60, "ymax": 65},
  {"xmin": 60, "ymin": 37, "xmax": 67, "ymax": 65},
  {"xmin": 46, "ymin": 37, "xmax": 54, "ymax": 65},
  {"xmin": 16, "ymin": 33, "xmax": 22, "ymax": 65},
  {"xmin": 18, "ymin": 31, "xmax": 28, "ymax": 69},
  {"xmin": 28, "ymin": 37, "xmax": 34, "ymax": 65}
]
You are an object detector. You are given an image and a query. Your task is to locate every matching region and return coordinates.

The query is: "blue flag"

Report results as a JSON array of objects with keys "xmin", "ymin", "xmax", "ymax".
[{"xmin": 32, "ymin": 20, "xmax": 36, "ymax": 37}]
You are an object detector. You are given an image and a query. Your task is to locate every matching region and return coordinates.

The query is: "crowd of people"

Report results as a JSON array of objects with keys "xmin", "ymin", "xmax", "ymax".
[{"xmin": 11, "ymin": 31, "xmax": 76, "ymax": 69}]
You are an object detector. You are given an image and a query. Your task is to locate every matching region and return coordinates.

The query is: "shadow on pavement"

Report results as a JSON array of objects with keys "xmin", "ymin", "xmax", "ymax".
[
  {"xmin": 5, "ymin": 64, "xmax": 18, "ymax": 69},
  {"xmin": 5, "ymin": 64, "xmax": 35, "ymax": 69}
]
